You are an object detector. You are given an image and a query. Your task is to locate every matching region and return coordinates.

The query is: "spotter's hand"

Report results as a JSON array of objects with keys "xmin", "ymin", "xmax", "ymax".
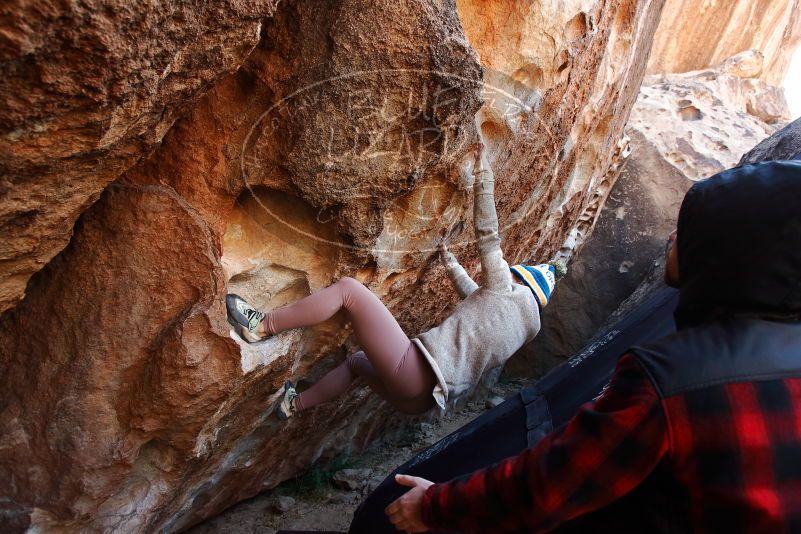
[{"xmin": 385, "ymin": 474, "xmax": 434, "ymax": 533}]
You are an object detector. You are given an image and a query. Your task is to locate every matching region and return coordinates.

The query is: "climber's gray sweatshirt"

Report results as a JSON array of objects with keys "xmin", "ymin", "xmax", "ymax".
[{"xmin": 412, "ymin": 162, "xmax": 541, "ymax": 409}]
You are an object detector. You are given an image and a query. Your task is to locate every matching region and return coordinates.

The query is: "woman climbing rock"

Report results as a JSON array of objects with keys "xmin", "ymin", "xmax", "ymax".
[{"xmin": 226, "ymin": 143, "xmax": 565, "ymax": 419}]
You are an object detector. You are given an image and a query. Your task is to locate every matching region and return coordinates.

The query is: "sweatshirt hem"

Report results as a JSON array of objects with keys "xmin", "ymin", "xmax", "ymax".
[{"xmin": 412, "ymin": 337, "xmax": 449, "ymax": 410}]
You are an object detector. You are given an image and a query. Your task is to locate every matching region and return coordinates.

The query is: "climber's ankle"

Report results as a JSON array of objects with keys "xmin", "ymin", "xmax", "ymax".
[{"xmin": 257, "ymin": 318, "xmax": 268, "ymax": 337}]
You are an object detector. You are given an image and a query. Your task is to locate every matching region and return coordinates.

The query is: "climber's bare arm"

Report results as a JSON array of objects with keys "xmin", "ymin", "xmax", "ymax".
[
  {"xmin": 439, "ymin": 242, "xmax": 478, "ymax": 299},
  {"xmin": 471, "ymin": 143, "xmax": 511, "ymax": 290}
]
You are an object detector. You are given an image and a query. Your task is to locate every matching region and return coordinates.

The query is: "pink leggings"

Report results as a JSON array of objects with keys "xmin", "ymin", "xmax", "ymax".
[{"xmin": 262, "ymin": 277, "xmax": 437, "ymax": 415}]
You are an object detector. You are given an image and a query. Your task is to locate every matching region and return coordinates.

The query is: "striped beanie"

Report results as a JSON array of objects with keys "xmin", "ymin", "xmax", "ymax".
[{"xmin": 510, "ymin": 263, "xmax": 558, "ymax": 308}]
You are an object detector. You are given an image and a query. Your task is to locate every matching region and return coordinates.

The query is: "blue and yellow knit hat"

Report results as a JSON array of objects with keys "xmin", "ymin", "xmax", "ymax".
[{"xmin": 510, "ymin": 262, "xmax": 564, "ymax": 308}]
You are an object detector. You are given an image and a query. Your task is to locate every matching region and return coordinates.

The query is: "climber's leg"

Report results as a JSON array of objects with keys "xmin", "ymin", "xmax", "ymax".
[
  {"xmin": 295, "ymin": 349, "xmax": 436, "ymax": 415},
  {"xmin": 343, "ymin": 351, "xmax": 392, "ymax": 399},
  {"xmin": 294, "ymin": 351, "xmax": 388, "ymax": 411},
  {"xmin": 348, "ymin": 347, "xmax": 437, "ymax": 414},
  {"xmin": 263, "ymin": 278, "xmax": 407, "ymax": 361},
  {"xmin": 377, "ymin": 342, "xmax": 437, "ymax": 414},
  {"xmin": 293, "ymin": 358, "xmax": 359, "ymax": 412},
  {"xmin": 265, "ymin": 277, "xmax": 436, "ymax": 414}
]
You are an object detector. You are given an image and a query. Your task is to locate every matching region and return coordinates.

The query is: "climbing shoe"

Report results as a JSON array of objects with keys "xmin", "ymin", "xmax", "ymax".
[
  {"xmin": 275, "ymin": 382, "xmax": 298, "ymax": 420},
  {"xmin": 226, "ymin": 293, "xmax": 268, "ymax": 343}
]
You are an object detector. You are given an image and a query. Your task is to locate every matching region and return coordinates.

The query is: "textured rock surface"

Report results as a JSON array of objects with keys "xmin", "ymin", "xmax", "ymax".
[
  {"xmin": 0, "ymin": 0, "xmax": 666, "ymax": 531},
  {"xmin": 507, "ymin": 53, "xmax": 786, "ymax": 376},
  {"xmin": 629, "ymin": 53, "xmax": 787, "ymax": 180},
  {"xmin": 0, "ymin": 0, "xmax": 279, "ymax": 313},
  {"xmin": 647, "ymin": 0, "xmax": 801, "ymax": 86},
  {"xmin": 506, "ymin": 128, "xmax": 692, "ymax": 376},
  {"xmin": 740, "ymin": 117, "xmax": 801, "ymax": 164}
]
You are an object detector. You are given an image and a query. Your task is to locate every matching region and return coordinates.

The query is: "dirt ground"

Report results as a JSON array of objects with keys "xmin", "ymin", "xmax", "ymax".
[{"xmin": 188, "ymin": 378, "xmax": 530, "ymax": 534}]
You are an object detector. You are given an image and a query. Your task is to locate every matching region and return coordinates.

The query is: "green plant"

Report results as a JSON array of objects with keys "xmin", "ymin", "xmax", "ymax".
[{"xmin": 273, "ymin": 453, "xmax": 360, "ymax": 500}]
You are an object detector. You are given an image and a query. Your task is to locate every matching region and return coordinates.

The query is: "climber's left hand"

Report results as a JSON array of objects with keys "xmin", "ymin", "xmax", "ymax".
[
  {"xmin": 437, "ymin": 241, "xmax": 451, "ymax": 264},
  {"xmin": 385, "ymin": 474, "xmax": 434, "ymax": 533}
]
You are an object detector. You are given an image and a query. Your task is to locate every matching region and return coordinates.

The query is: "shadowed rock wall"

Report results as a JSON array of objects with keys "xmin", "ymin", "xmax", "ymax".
[
  {"xmin": 740, "ymin": 117, "xmax": 801, "ymax": 163},
  {"xmin": 0, "ymin": 0, "xmax": 666, "ymax": 531}
]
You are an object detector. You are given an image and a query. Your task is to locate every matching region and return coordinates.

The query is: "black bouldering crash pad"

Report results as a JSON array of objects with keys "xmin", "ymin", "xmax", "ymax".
[{"xmin": 348, "ymin": 286, "xmax": 679, "ymax": 534}]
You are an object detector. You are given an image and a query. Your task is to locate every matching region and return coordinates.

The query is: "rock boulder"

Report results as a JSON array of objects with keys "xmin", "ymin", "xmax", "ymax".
[
  {"xmin": 0, "ymin": 0, "xmax": 666, "ymax": 531},
  {"xmin": 0, "ymin": 0, "xmax": 279, "ymax": 314},
  {"xmin": 633, "ymin": 53, "xmax": 788, "ymax": 179},
  {"xmin": 740, "ymin": 117, "xmax": 801, "ymax": 164},
  {"xmin": 647, "ymin": 0, "xmax": 801, "ymax": 86}
]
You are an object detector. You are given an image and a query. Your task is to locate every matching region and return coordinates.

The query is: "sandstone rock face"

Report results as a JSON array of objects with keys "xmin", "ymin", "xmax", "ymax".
[
  {"xmin": 629, "ymin": 54, "xmax": 788, "ymax": 180},
  {"xmin": 0, "ymin": 0, "xmax": 279, "ymax": 314},
  {"xmin": 647, "ymin": 0, "xmax": 801, "ymax": 86},
  {"xmin": 0, "ymin": 0, "xmax": 666, "ymax": 531},
  {"xmin": 508, "ymin": 53, "xmax": 786, "ymax": 376}
]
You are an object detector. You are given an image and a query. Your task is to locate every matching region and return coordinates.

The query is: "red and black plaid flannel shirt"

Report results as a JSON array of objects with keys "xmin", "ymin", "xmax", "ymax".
[{"xmin": 421, "ymin": 353, "xmax": 801, "ymax": 533}]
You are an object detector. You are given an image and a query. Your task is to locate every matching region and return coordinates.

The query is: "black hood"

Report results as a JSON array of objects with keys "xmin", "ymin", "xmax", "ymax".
[{"xmin": 674, "ymin": 160, "xmax": 801, "ymax": 329}]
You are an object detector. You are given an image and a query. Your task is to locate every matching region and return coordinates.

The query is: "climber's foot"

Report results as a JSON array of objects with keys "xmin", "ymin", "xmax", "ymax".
[
  {"xmin": 226, "ymin": 293, "xmax": 269, "ymax": 343},
  {"xmin": 275, "ymin": 382, "xmax": 298, "ymax": 420}
]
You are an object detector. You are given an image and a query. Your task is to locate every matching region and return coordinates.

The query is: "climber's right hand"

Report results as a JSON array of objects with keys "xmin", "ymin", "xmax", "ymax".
[{"xmin": 438, "ymin": 242, "xmax": 450, "ymax": 263}]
